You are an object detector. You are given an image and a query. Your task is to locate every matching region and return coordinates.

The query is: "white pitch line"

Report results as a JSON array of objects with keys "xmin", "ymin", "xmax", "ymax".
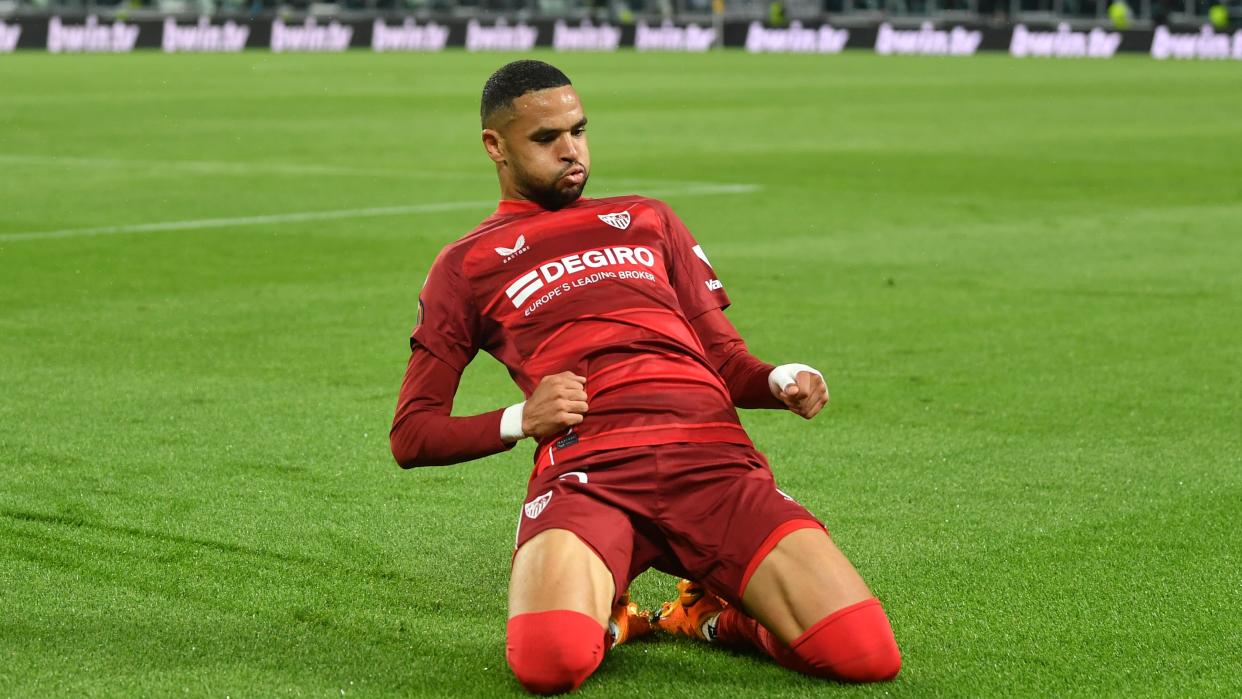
[
  {"xmin": 0, "ymin": 154, "xmax": 757, "ymax": 189},
  {"xmin": 0, "ymin": 185, "xmax": 761, "ymax": 243},
  {"xmin": 645, "ymin": 184, "xmax": 762, "ymax": 196},
  {"xmin": 0, "ymin": 154, "xmax": 479, "ymax": 180},
  {"xmin": 0, "ymin": 201, "xmax": 496, "ymax": 242}
]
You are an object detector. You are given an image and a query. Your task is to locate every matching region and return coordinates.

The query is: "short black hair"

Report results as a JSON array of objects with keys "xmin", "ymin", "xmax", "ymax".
[{"xmin": 481, "ymin": 60, "xmax": 572, "ymax": 128}]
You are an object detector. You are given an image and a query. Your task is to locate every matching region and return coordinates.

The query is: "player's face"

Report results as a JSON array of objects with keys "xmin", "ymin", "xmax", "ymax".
[{"xmin": 489, "ymin": 86, "xmax": 590, "ymax": 210}]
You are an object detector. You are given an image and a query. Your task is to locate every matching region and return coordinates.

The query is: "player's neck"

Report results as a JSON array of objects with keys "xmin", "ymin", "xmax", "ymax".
[
  {"xmin": 494, "ymin": 196, "xmax": 591, "ymax": 216},
  {"xmin": 495, "ymin": 199, "xmax": 545, "ymax": 215}
]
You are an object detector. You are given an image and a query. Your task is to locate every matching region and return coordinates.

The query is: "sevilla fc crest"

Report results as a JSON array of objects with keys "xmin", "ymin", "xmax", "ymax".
[
  {"xmin": 597, "ymin": 212, "xmax": 631, "ymax": 230},
  {"xmin": 524, "ymin": 490, "xmax": 553, "ymax": 519}
]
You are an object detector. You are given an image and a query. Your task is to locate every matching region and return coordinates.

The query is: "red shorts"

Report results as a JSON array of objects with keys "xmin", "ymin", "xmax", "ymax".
[{"xmin": 513, "ymin": 442, "xmax": 825, "ymax": 606}]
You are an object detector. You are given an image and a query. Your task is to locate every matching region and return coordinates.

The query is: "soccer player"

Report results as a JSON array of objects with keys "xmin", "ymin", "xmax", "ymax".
[{"xmin": 390, "ymin": 60, "xmax": 901, "ymax": 694}]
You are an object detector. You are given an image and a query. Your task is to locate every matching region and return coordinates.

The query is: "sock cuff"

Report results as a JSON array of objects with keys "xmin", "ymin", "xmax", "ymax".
[
  {"xmin": 789, "ymin": 597, "xmax": 883, "ymax": 651},
  {"xmin": 508, "ymin": 609, "xmax": 605, "ymax": 632}
]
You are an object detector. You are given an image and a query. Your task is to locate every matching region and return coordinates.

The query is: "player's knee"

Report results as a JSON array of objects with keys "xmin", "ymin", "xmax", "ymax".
[
  {"xmin": 506, "ymin": 610, "xmax": 605, "ymax": 695},
  {"xmin": 791, "ymin": 598, "xmax": 901, "ymax": 683}
]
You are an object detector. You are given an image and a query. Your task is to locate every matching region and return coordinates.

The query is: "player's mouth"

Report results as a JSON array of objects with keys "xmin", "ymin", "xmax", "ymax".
[{"xmin": 561, "ymin": 166, "xmax": 586, "ymax": 186}]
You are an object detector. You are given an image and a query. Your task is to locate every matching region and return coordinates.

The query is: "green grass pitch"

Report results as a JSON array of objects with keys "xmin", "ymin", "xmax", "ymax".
[{"xmin": 1, "ymin": 50, "xmax": 1239, "ymax": 697}]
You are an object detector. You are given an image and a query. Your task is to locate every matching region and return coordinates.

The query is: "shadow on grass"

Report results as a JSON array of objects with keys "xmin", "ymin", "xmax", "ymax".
[
  {"xmin": 2, "ymin": 507, "xmax": 900, "ymax": 696},
  {"xmin": 0, "ymin": 506, "xmax": 419, "ymax": 586}
]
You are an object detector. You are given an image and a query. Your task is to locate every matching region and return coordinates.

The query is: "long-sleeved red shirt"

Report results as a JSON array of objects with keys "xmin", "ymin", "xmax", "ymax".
[
  {"xmin": 391, "ymin": 195, "xmax": 795, "ymax": 471},
  {"xmin": 390, "ymin": 307, "xmax": 783, "ymax": 469}
]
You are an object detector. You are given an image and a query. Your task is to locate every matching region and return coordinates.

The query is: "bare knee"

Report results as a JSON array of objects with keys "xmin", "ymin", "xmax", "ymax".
[{"xmin": 506, "ymin": 610, "xmax": 606, "ymax": 694}]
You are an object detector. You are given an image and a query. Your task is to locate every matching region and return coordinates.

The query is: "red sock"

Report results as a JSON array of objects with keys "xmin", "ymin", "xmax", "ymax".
[
  {"xmin": 506, "ymin": 610, "xmax": 606, "ymax": 695},
  {"xmin": 714, "ymin": 598, "xmax": 901, "ymax": 682},
  {"xmin": 714, "ymin": 605, "xmax": 802, "ymax": 666}
]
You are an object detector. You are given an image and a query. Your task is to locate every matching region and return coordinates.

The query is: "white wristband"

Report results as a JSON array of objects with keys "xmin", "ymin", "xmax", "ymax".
[
  {"xmin": 500, "ymin": 402, "xmax": 527, "ymax": 443},
  {"xmin": 769, "ymin": 363, "xmax": 823, "ymax": 398}
]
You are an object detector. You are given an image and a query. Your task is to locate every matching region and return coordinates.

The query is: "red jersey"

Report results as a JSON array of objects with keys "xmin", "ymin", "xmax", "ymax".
[{"xmin": 411, "ymin": 195, "xmax": 751, "ymax": 473}]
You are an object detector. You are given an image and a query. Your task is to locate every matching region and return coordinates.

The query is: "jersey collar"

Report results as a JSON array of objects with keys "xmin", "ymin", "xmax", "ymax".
[{"xmin": 494, "ymin": 197, "xmax": 593, "ymax": 216}]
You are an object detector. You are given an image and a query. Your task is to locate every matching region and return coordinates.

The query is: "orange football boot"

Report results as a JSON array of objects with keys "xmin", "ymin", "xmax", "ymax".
[
  {"xmin": 652, "ymin": 578, "xmax": 729, "ymax": 641},
  {"xmin": 608, "ymin": 593, "xmax": 653, "ymax": 648}
]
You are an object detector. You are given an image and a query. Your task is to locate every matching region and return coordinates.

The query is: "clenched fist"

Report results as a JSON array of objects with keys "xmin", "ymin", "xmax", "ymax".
[
  {"xmin": 770, "ymin": 364, "xmax": 829, "ymax": 420},
  {"xmin": 522, "ymin": 371, "xmax": 589, "ymax": 440}
]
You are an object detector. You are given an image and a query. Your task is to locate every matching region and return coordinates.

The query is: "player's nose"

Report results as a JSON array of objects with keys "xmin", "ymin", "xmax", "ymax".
[{"xmin": 557, "ymin": 133, "xmax": 579, "ymax": 160}]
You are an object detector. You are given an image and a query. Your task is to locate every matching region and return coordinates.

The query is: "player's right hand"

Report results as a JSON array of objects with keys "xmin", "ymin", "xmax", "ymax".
[{"xmin": 522, "ymin": 372, "xmax": 589, "ymax": 440}]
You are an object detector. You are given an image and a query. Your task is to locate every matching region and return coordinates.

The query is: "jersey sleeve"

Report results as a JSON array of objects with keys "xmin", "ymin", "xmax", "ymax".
[
  {"xmin": 390, "ymin": 345, "xmax": 512, "ymax": 468},
  {"xmin": 409, "ymin": 247, "xmax": 481, "ymax": 373},
  {"xmin": 690, "ymin": 308, "xmax": 784, "ymax": 410},
  {"xmin": 657, "ymin": 202, "xmax": 732, "ymax": 320}
]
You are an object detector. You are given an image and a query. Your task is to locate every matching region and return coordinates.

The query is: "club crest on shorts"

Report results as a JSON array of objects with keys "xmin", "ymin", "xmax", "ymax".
[
  {"xmin": 597, "ymin": 212, "xmax": 631, "ymax": 230},
  {"xmin": 524, "ymin": 490, "xmax": 553, "ymax": 519}
]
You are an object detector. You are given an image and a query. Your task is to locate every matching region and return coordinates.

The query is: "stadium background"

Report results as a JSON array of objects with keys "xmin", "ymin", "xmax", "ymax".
[
  {"xmin": 1, "ymin": 0, "xmax": 1242, "ymax": 53},
  {"xmin": 1, "ymin": 0, "xmax": 1240, "ymax": 696}
]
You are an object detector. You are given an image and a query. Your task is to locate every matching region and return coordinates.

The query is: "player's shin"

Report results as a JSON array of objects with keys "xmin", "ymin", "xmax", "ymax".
[{"xmin": 713, "ymin": 599, "xmax": 901, "ymax": 683}]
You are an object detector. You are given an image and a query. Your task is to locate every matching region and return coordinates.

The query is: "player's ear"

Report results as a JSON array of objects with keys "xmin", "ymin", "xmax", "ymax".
[{"xmin": 482, "ymin": 129, "xmax": 506, "ymax": 165}]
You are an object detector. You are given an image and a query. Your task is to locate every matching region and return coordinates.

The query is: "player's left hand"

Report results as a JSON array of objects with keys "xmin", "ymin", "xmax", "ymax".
[{"xmin": 770, "ymin": 364, "xmax": 829, "ymax": 420}]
